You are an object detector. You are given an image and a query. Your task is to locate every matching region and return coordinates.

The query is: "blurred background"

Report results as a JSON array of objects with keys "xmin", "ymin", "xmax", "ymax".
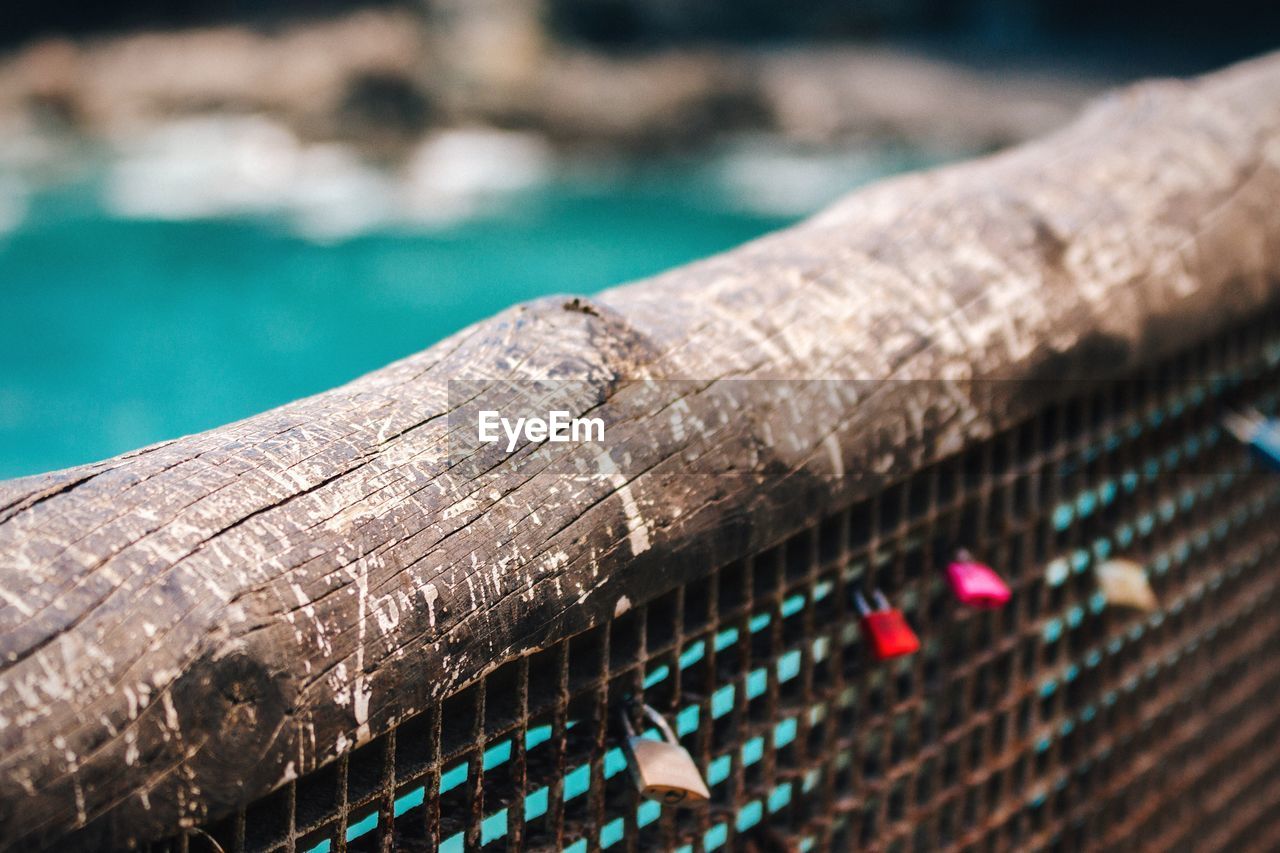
[{"xmin": 0, "ymin": 1, "xmax": 1277, "ymax": 479}]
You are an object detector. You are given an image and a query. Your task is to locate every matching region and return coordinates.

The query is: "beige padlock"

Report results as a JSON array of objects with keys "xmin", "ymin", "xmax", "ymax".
[
  {"xmin": 1096, "ymin": 558, "xmax": 1159, "ymax": 612},
  {"xmin": 621, "ymin": 703, "xmax": 711, "ymax": 806}
]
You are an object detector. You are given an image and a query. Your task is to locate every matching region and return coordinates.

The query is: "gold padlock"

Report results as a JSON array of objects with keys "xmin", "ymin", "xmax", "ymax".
[
  {"xmin": 1096, "ymin": 558, "xmax": 1159, "ymax": 612},
  {"xmin": 621, "ymin": 703, "xmax": 711, "ymax": 806}
]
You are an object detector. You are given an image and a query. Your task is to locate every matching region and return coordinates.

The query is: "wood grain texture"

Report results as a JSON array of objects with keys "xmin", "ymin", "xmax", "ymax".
[{"xmin": 2, "ymin": 52, "xmax": 1280, "ymax": 850}]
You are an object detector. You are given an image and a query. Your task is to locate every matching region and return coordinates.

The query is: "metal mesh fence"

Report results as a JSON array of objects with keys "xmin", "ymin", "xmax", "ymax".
[{"xmin": 156, "ymin": 307, "xmax": 1280, "ymax": 852}]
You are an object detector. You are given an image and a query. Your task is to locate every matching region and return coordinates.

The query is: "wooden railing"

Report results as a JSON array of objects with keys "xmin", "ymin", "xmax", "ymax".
[{"xmin": 1, "ymin": 51, "xmax": 1279, "ymax": 851}]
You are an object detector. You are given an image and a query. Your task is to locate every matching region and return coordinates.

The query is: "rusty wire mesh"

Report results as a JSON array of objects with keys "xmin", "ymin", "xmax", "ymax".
[{"xmin": 153, "ymin": 308, "xmax": 1280, "ymax": 852}]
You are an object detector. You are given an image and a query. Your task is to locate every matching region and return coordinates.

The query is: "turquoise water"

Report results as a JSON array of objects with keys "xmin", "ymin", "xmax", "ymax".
[{"xmin": 0, "ymin": 149, "xmax": 937, "ymax": 479}]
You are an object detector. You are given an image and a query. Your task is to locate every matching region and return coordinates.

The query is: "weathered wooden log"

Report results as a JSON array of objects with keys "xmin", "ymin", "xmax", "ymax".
[{"xmin": 2, "ymin": 52, "xmax": 1279, "ymax": 851}]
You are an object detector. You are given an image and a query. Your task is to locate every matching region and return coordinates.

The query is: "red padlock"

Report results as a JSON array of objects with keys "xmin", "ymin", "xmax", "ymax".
[
  {"xmin": 946, "ymin": 550, "xmax": 1011, "ymax": 609},
  {"xmin": 854, "ymin": 589, "xmax": 920, "ymax": 660}
]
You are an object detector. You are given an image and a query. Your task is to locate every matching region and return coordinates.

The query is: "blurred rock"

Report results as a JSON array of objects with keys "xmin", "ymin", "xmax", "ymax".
[
  {"xmin": 428, "ymin": 0, "xmax": 548, "ymax": 110},
  {"xmin": 0, "ymin": 10, "xmax": 427, "ymax": 151},
  {"xmin": 525, "ymin": 50, "xmax": 768, "ymax": 152},
  {"xmin": 756, "ymin": 47, "xmax": 1098, "ymax": 150},
  {"xmin": 0, "ymin": 8, "xmax": 1109, "ymax": 165}
]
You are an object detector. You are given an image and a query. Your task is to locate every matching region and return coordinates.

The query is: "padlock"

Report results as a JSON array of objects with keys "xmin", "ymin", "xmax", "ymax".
[
  {"xmin": 946, "ymin": 550, "xmax": 1011, "ymax": 608},
  {"xmin": 854, "ymin": 589, "xmax": 920, "ymax": 660},
  {"xmin": 1095, "ymin": 558, "xmax": 1159, "ymax": 612},
  {"xmin": 621, "ymin": 703, "xmax": 710, "ymax": 806},
  {"xmin": 1223, "ymin": 409, "xmax": 1280, "ymax": 471}
]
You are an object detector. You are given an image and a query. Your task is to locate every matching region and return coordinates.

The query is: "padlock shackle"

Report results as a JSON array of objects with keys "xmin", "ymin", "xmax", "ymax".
[
  {"xmin": 1223, "ymin": 408, "xmax": 1264, "ymax": 443},
  {"xmin": 619, "ymin": 708, "xmax": 637, "ymax": 739},
  {"xmin": 854, "ymin": 587, "xmax": 893, "ymax": 615},
  {"xmin": 621, "ymin": 701, "xmax": 679, "ymax": 744},
  {"xmin": 639, "ymin": 702, "xmax": 679, "ymax": 744}
]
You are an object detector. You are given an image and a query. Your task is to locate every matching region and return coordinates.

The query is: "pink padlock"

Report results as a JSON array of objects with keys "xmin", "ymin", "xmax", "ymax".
[{"xmin": 946, "ymin": 550, "xmax": 1011, "ymax": 608}]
